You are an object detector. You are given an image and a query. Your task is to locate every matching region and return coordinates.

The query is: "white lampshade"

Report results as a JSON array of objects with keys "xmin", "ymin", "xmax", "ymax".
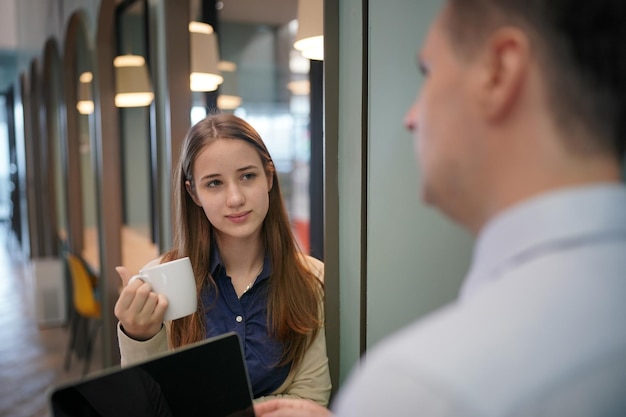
[
  {"xmin": 76, "ymin": 71, "xmax": 94, "ymax": 115},
  {"xmin": 190, "ymin": 22, "xmax": 224, "ymax": 92},
  {"xmin": 294, "ymin": 0, "xmax": 324, "ymax": 61},
  {"xmin": 287, "ymin": 79, "xmax": 310, "ymax": 96},
  {"xmin": 114, "ymin": 55, "xmax": 154, "ymax": 107},
  {"xmin": 217, "ymin": 61, "xmax": 241, "ymax": 110},
  {"xmin": 217, "ymin": 95, "xmax": 242, "ymax": 110}
]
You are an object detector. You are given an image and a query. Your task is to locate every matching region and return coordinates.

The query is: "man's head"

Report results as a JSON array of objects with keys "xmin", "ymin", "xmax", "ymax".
[
  {"xmin": 445, "ymin": 0, "xmax": 625, "ymax": 158},
  {"xmin": 405, "ymin": 0, "xmax": 625, "ymax": 232}
]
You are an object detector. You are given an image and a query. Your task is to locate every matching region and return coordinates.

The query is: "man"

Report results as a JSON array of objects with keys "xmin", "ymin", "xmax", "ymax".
[{"xmin": 255, "ymin": 0, "xmax": 626, "ymax": 415}]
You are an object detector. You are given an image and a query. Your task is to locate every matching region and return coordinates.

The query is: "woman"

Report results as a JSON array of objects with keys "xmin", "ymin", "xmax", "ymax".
[{"xmin": 114, "ymin": 113, "xmax": 331, "ymax": 405}]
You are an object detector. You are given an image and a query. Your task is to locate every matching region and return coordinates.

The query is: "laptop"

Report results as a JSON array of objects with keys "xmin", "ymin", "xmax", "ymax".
[{"xmin": 49, "ymin": 332, "xmax": 254, "ymax": 417}]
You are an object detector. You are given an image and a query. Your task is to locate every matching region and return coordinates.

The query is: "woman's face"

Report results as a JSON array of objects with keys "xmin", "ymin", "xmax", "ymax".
[{"xmin": 186, "ymin": 138, "xmax": 273, "ymax": 244}]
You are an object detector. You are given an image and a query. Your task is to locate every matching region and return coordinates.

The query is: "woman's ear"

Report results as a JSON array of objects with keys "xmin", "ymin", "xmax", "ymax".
[
  {"xmin": 267, "ymin": 170, "xmax": 274, "ymax": 192},
  {"xmin": 185, "ymin": 180, "xmax": 202, "ymax": 206}
]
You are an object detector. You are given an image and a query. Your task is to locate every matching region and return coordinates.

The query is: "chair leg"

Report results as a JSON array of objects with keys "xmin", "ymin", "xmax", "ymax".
[
  {"xmin": 64, "ymin": 309, "xmax": 79, "ymax": 371},
  {"xmin": 75, "ymin": 316, "xmax": 89, "ymax": 359},
  {"xmin": 82, "ymin": 319, "xmax": 102, "ymax": 377}
]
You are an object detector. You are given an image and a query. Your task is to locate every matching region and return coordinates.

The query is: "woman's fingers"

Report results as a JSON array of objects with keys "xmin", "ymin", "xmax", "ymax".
[
  {"xmin": 114, "ymin": 267, "xmax": 167, "ymax": 340},
  {"xmin": 115, "ymin": 266, "xmax": 134, "ymax": 286}
]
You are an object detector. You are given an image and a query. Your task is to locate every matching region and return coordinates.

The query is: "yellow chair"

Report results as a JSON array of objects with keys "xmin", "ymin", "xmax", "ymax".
[{"xmin": 64, "ymin": 252, "xmax": 101, "ymax": 376}]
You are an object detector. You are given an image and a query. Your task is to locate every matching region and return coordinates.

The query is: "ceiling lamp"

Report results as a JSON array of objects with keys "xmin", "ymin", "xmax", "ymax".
[
  {"xmin": 217, "ymin": 61, "xmax": 242, "ymax": 110},
  {"xmin": 114, "ymin": 55, "xmax": 154, "ymax": 107},
  {"xmin": 287, "ymin": 79, "xmax": 310, "ymax": 96},
  {"xmin": 76, "ymin": 71, "xmax": 94, "ymax": 115},
  {"xmin": 189, "ymin": 22, "xmax": 223, "ymax": 92},
  {"xmin": 294, "ymin": 0, "xmax": 324, "ymax": 61}
]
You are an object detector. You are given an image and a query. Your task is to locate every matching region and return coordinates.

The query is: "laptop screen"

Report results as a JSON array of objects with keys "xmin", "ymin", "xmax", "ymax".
[{"xmin": 49, "ymin": 332, "xmax": 254, "ymax": 417}]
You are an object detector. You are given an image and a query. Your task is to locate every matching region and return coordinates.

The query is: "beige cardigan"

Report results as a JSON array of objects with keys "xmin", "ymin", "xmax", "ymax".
[{"xmin": 117, "ymin": 254, "xmax": 331, "ymax": 406}]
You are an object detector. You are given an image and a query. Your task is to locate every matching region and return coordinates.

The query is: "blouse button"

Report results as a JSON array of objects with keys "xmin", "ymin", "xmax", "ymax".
[{"xmin": 235, "ymin": 315, "xmax": 243, "ymax": 323}]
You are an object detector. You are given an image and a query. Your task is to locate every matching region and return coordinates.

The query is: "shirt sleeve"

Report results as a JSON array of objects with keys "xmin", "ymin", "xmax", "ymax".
[
  {"xmin": 117, "ymin": 322, "xmax": 169, "ymax": 367},
  {"xmin": 255, "ymin": 319, "xmax": 332, "ymax": 406},
  {"xmin": 255, "ymin": 255, "xmax": 332, "ymax": 406}
]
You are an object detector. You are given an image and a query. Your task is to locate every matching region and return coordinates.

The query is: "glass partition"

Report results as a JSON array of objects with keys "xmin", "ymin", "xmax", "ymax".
[
  {"xmin": 192, "ymin": 0, "xmax": 316, "ymax": 254},
  {"xmin": 43, "ymin": 40, "xmax": 68, "ymax": 254},
  {"xmin": 75, "ymin": 17, "xmax": 100, "ymax": 268},
  {"xmin": 116, "ymin": 0, "xmax": 156, "ymax": 246}
]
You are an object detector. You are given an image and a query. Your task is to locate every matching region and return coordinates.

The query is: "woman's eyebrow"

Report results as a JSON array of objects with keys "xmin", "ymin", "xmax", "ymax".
[
  {"xmin": 199, "ymin": 172, "xmax": 221, "ymax": 181},
  {"xmin": 236, "ymin": 165, "xmax": 259, "ymax": 172}
]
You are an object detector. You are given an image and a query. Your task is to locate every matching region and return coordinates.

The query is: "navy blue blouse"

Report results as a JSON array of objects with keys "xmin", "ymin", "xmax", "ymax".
[{"xmin": 201, "ymin": 248, "xmax": 291, "ymax": 397}]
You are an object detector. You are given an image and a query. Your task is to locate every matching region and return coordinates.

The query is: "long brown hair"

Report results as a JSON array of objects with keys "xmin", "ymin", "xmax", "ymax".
[{"xmin": 162, "ymin": 113, "xmax": 323, "ymax": 368}]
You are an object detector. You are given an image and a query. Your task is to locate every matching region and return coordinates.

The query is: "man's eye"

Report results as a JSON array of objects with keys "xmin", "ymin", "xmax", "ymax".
[{"xmin": 418, "ymin": 62, "xmax": 429, "ymax": 77}]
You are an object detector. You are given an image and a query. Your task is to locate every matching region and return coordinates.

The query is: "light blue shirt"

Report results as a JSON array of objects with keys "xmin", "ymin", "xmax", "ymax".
[{"xmin": 334, "ymin": 184, "xmax": 626, "ymax": 417}]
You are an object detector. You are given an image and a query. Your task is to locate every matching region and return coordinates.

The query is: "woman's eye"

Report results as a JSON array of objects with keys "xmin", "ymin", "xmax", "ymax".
[
  {"xmin": 242, "ymin": 173, "xmax": 257, "ymax": 181},
  {"xmin": 206, "ymin": 180, "xmax": 222, "ymax": 188}
]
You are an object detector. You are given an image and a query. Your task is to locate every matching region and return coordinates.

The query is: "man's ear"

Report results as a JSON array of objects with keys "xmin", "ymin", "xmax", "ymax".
[
  {"xmin": 185, "ymin": 180, "xmax": 202, "ymax": 206},
  {"xmin": 476, "ymin": 27, "xmax": 529, "ymax": 122}
]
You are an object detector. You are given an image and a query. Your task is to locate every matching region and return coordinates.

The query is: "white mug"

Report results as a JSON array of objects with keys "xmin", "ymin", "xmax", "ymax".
[{"xmin": 129, "ymin": 257, "xmax": 197, "ymax": 321}]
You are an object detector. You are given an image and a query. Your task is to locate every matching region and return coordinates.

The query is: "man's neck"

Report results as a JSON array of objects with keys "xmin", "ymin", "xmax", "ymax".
[{"xmin": 475, "ymin": 152, "xmax": 622, "ymax": 235}]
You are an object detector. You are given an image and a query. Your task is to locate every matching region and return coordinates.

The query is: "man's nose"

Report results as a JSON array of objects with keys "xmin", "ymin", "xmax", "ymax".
[{"xmin": 404, "ymin": 101, "xmax": 418, "ymax": 132}]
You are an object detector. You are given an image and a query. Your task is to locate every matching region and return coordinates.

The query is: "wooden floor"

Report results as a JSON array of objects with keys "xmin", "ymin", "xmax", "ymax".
[{"xmin": 0, "ymin": 226, "xmax": 103, "ymax": 417}]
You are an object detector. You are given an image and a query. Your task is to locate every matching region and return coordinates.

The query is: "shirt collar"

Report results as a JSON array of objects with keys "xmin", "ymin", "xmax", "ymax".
[
  {"xmin": 209, "ymin": 243, "xmax": 222, "ymax": 275},
  {"xmin": 460, "ymin": 183, "xmax": 626, "ymax": 300}
]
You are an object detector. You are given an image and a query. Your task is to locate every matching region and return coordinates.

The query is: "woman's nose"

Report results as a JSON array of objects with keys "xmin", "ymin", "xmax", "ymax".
[{"xmin": 226, "ymin": 183, "xmax": 245, "ymax": 207}]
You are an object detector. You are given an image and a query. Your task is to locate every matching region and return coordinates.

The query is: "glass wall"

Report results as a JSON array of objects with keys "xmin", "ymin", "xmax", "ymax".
[
  {"xmin": 0, "ymin": 95, "xmax": 10, "ymax": 227},
  {"xmin": 208, "ymin": 7, "xmax": 314, "ymax": 253},
  {"xmin": 185, "ymin": 0, "xmax": 312, "ymax": 253},
  {"xmin": 117, "ymin": 0, "xmax": 155, "ymax": 245}
]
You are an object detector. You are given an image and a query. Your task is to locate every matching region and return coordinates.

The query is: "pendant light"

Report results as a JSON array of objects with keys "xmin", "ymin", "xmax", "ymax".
[
  {"xmin": 76, "ymin": 71, "xmax": 94, "ymax": 115},
  {"xmin": 217, "ymin": 61, "xmax": 241, "ymax": 110},
  {"xmin": 114, "ymin": 55, "xmax": 154, "ymax": 108},
  {"xmin": 294, "ymin": 0, "xmax": 324, "ymax": 61},
  {"xmin": 189, "ymin": 22, "xmax": 223, "ymax": 92}
]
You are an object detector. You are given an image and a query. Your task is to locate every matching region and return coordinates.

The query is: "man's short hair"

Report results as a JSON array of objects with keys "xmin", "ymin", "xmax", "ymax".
[{"xmin": 445, "ymin": 0, "xmax": 626, "ymax": 160}]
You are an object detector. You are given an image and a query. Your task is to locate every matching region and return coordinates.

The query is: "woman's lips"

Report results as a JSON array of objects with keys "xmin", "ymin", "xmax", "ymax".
[{"xmin": 226, "ymin": 211, "xmax": 251, "ymax": 223}]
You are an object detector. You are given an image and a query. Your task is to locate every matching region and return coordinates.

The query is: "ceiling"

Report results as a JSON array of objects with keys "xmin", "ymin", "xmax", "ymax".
[{"xmin": 0, "ymin": 0, "xmax": 298, "ymax": 94}]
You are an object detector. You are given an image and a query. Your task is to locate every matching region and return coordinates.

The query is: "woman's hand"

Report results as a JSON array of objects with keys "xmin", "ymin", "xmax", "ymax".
[
  {"xmin": 113, "ymin": 266, "xmax": 168, "ymax": 341},
  {"xmin": 254, "ymin": 399, "xmax": 333, "ymax": 417}
]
